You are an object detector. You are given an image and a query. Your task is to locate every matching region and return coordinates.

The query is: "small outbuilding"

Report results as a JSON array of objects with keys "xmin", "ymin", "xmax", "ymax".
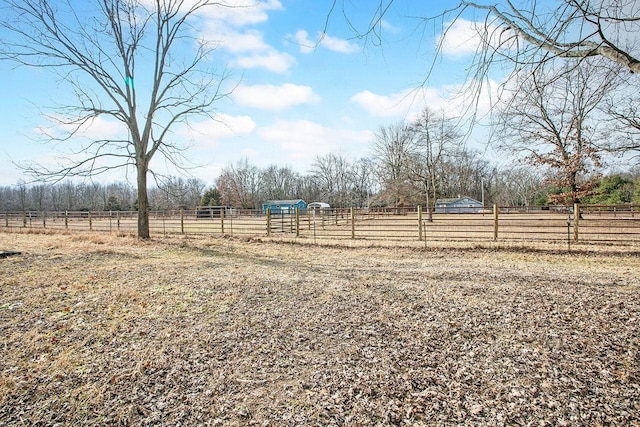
[
  {"xmin": 196, "ymin": 205, "xmax": 231, "ymax": 218},
  {"xmin": 307, "ymin": 202, "xmax": 331, "ymax": 211},
  {"xmin": 262, "ymin": 199, "xmax": 307, "ymax": 215},
  {"xmin": 435, "ymin": 196, "xmax": 483, "ymax": 213}
]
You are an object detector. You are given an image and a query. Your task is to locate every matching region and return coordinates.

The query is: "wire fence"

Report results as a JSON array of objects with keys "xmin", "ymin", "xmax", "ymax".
[{"xmin": 1, "ymin": 204, "xmax": 639, "ymax": 249}]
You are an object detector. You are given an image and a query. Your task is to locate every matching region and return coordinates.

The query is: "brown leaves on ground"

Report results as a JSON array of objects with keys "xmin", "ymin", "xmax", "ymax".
[{"xmin": 0, "ymin": 232, "xmax": 639, "ymax": 426}]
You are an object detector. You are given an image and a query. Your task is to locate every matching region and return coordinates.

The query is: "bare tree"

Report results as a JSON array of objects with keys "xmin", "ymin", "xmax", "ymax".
[
  {"xmin": 409, "ymin": 108, "xmax": 462, "ymax": 219},
  {"xmin": 29, "ymin": 184, "xmax": 50, "ymax": 212},
  {"xmin": 494, "ymin": 60, "xmax": 613, "ymax": 204},
  {"xmin": 351, "ymin": 157, "xmax": 377, "ymax": 208},
  {"xmin": 310, "ymin": 153, "xmax": 357, "ymax": 208},
  {"xmin": 150, "ymin": 176, "xmax": 205, "ymax": 210},
  {"xmin": 0, "ymin": 187, "xmax": 16, "ymax": 211},
  {"xmin": 216, "ymin": 159, "xmax": 262, "ymax": 209},
  {"xmin": 0, "ymin": 0, "xmax": 232, "ymax": 238},
  {"xmin": 449, "ymin": 1, "xmax": 640, "ymax": 74},
  {"xmin": 439, "ymin": 147, "xmax": 491, "ymax": 203},
  {"xmin": 295, "ymin": 175, "xmax": 323, "ymax": 206},
  {"xmin": 603, "ymin": 73, "xmax": 640, "ymax": 156},
  {"xmin": 105, "ymin": 182, "xmax": 136, "ymax": 210},
  {"xmin": 259, "ymin": 165, "xmax": 302, "ymax": 202},
  {"xmin": 492, "ymin": 165, "xmax": 546, "ymax": 207},
  {"xmin": 59, "ymin": 182, "xmax": 79, "ymax": 211},
  {"xmin": 333, "ymin": 1, "xmax": 640, "ymax": 73},
  {"xmin": 605, "ymin": 102, "xmax": 640, "ymax": 155},
  {"xmin": 371, "ymin": 122, "xmax": 417, "ymax": 206}
]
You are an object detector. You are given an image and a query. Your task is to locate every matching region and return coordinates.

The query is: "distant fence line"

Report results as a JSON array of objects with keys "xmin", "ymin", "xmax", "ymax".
[{"xmin": 1, "ymin": 204, "xmax": 639, "ymax": 248}]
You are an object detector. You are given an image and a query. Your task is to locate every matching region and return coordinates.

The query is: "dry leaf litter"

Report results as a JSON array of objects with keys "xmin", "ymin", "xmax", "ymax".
[{"xmin": 0, "ymin": 232, "xmax": 638, "ymax": 426}]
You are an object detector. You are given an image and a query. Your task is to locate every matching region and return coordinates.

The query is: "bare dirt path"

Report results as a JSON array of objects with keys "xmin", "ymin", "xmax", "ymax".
[{"xmin": 1, "ymin": 232, "xmax": 639, "ymax": 425}]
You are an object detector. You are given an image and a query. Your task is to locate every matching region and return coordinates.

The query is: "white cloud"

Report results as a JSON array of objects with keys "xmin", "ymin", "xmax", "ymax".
[
  {"xmin": 239, "ymin": 147, "xmax": 259, "ymax": 158},
  {"xmin": 215, "ymin": 29, "xmax": 271, "ymax": 53},
  {"xmin": 36, "ymin": 115, "xmax": 126, "ymax": 141},
  {"xmin": 200, "ymin": 22, "xmax": 295, "ymax": 73},
  {"xmin": 438, "ymin": 19, "xmax": 515, "ymax": 58},
  {"xmin": 258, "ymin": 120, "xmax": 372, "ymax": 161},
  {"xmin": 198, "ymin": 0, "xmax": 283, "ymax": 26},
  {"xmin": 351, "ymin": 80, "xmax": 502, "ymax": 120},
  {"xmin": 0, "ymin": 165, "xmax": 22, "ymax": 185},
  {"xmin": 320, "ymin": 34, "xmax": 358, "ymax": 54},
  {"xmin": 439, "ymin": 19, "xmax": 482, "ymax": 57},
  {"xmin": 234, "ymin": 51, "xmax": 296, "ymax": 74},
  {"xmin": 349, "ymin": 88, "xmax": 440, "ymax": 118},
  {"xmin": 182, "ymin": 114, "xmax": 256, "ymax": 148},
  {"xmin": 76, "ymin": 116, "xmax": 126, "ymax": 139},
  {"xmin": 293, "ymin": 29, "xmax": 358, "ymax": 54},
  {"xmin": 380, "ymin": 20, "xmax": 401, "ymax": 34},
  {"xmin": 233, "ymin": 84, "xmax": 320, "ymax": 110},
  {"xmin": 194, "ymin": 0, "xmax": 293, "ymax": 73},
  {"xmin": 293, "ymin": 30, "xmax": 315, "ymax": 53},
  {"xmin": 143, "ymin": 0, "xmax": 282, "ymax": 26},
  {"xmin": 192, "ymin": 163, "xmax": 224, "ymax": 185}
]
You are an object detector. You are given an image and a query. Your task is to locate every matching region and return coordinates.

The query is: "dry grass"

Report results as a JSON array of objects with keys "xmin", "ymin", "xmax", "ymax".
[{"xmin": 1, "ymin": 231, "xmax": 639, "ymax": 426}]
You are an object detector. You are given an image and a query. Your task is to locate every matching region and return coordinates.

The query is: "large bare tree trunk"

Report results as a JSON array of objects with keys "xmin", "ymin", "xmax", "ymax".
[{"xmin": 136, "ymin": 163, "xmax": 150, "ymax": 239}]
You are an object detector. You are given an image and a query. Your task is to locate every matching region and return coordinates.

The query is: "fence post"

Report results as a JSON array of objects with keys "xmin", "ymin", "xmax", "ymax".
[
  {"xmin": 89, "ymin": 211, "xmax": 93, "ymax": 231},
  {"xmin": 65, "ymin": 211, "xmax": 69, "ymax": 229},
  {"xmin": 266, "ymin": 207, "xmax": 271, "ymax": 237},
  {"xmin": 573, "ymin": 203, "xmax": 580, "ymax": 242},
  {"xmin": 4, "ymin": 212, "xmax": 7, "ymax": 228},
  {"xmin": 23, "ymin": 211, "xmax": 27, "ymax": 228},
  {"xmin": 221, "ymin": 208, "xmax": 225, "ymax": 235},
  {"xmin": 296, "ymin": 208, "xmax": 300, "ymax": 237},
  {"xmin": 351, "ymin": 207, "xmax": 355, "ymax": 239},
  {"xmin": 418, "ymin": 205, "xmax": 423, "ymax": 241},
  {"xmin": 493, "ymin": 204, "xmax": 499, "ymax": 241},
  {"xmin": 42, "ymin": 211, "xmax": 46, "ymax": 228},
  {"xmin": 117, "ymin": 211, "xmax": 121, "ymax": 231},
  {"xmin": 180, "ymin": 209, "xmax": 184, "ymax": 234},
  {"xmin": 109, "ymin": 211, "xmax": 112, "ymax": 233}
]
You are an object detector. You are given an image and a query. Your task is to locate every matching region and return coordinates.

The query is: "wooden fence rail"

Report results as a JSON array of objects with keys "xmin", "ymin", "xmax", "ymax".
[{"xmin": 2, "ymin": 204, "xmax": 639, "ymax": 248}]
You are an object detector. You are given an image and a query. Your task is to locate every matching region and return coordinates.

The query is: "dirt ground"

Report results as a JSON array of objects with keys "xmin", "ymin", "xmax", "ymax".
[{"xmin": 0, "ymin": 231, "xmax": 639, "ymax": 426}]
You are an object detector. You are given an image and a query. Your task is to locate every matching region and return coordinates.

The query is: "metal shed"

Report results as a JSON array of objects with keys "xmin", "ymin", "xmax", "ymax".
[
  {"xmin": 307, "ymin": 202, "xmax": 331, "ymax": 211},
  {"xmin": 435, "ymin": 196, "xmax": 483, "ymax": 213},
  {"xmin": 262, "ymin": 199, "xmax": 307, "ymax": 214},
  {"xmin": 196, "ymin": 205, "xmax": 231, "ymax": 218}
]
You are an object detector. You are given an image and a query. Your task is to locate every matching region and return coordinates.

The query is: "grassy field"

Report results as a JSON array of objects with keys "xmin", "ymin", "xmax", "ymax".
[{"xmin": 1, "ymin": 231, "xmax": 639, "ymax": 425}]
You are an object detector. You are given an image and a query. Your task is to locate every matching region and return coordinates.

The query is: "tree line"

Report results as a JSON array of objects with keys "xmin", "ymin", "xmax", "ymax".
[
  {"xmin": 0, "ymin": 178, "xmax": 204, "ymax": 213},
  {"xmin": 2, "ymin": 160, "xmax": 638, "ymax": 213}
]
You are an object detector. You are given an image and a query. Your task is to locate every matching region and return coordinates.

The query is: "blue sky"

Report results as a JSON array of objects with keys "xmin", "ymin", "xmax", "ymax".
[{"xmin": 0, "ymin": 0, "xmax": 497, "ymax": 186}]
